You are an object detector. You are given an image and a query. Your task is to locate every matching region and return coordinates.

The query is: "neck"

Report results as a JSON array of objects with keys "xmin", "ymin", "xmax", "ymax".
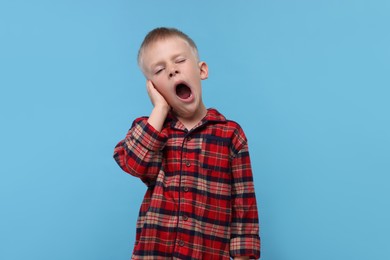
[{"xmin": 176, "ymin": 106, "xmax": 207, "ymax": 131}]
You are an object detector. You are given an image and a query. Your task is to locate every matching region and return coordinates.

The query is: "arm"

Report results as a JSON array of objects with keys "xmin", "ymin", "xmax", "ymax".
[
  {"xmin": 113, "ymin": 117, "xmax": 167, "ymax": 186},
  {"xmin": 230, "ymin": 130, "xmax": 261, "ymax": 259},
  {"xmin": 113, "ymin": 81, "xmax": 170, "ymax": 186}
]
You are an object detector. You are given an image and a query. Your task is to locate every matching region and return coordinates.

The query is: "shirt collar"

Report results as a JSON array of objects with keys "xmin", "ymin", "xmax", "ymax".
[
  {"xmin": 202, "ymin": 108, "xmax": 226, "ymax": 123},
  {"xmin": 166, "ymin": 108, "xmax": 226, "ymax": 131}
]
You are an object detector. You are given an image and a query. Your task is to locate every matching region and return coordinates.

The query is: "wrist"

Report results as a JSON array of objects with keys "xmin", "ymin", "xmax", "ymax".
[
  {"xmin": 154, "ymin": 103, "xmax": 170, "ymax": 114},
  {"xmin": 148, "ymin": 105, "xmax": 170, "ymax": 132}
]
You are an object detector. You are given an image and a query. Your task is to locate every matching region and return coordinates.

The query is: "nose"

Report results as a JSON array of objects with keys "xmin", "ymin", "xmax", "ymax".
[{"xmin": 169, "ymin": 66, "xmax": 179, "ymax": 78}]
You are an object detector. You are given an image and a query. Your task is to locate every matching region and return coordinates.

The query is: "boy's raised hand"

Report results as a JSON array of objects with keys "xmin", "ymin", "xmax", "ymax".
[
  {"xmin": 146, "ymin": 80, "xmax": 170, "ymax": 132},
  {"xmin": 146, "ymin": 80, "xmax": 170, "ymax": 110}
]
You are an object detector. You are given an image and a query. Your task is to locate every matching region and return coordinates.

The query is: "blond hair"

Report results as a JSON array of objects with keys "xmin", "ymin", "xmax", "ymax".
[{"xmin": 138, "ymin": 27, "xmax": 199, "ymax": 68}]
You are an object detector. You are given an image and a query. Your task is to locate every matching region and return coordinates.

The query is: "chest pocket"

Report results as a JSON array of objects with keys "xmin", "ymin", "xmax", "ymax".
[{"xmin": 199, "ymin": 135, "xmax": 231, "ymax": 174}]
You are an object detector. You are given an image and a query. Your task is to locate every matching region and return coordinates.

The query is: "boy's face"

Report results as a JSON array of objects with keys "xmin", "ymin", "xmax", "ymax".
[{"xmin": 140, "ymin": 36, "xmax": 208, "ymax": 121}]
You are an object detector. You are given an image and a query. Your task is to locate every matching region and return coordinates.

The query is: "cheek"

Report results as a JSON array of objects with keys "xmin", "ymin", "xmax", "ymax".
[
  {"xmin": 150, "ymin": 77, "xmax": 164, "ymax": 90},
  {"xmin": 154, "ymin": 81, "xmax": 171, "ymax": 96}
]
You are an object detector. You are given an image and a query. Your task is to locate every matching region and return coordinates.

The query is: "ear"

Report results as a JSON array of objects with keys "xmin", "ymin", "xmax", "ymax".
[{"xmin": 198, "ymin": 61, "xmax": 209, "ymax": 80}]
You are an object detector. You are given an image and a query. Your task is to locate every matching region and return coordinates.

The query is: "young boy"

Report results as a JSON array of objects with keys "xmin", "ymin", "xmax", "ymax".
[{"xmin": 113, "ymin": 27, "xmax": 260, "ymax": 259}]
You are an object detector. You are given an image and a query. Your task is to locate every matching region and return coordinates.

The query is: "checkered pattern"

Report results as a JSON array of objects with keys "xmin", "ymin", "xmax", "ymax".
[{"xmin": 114, "ymin": 109, "xmax": 260, "ymax": 259}]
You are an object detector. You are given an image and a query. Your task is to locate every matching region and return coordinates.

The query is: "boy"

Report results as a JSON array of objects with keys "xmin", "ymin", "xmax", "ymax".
[{"xmin": 113, "ymin": 27, "xmax": 260, "ymax": 259}]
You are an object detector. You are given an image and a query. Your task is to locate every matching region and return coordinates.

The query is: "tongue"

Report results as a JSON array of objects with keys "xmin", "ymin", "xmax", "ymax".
[{"xmin": 176, "ymin": 84, "xmax": 191, "ymax": 99}]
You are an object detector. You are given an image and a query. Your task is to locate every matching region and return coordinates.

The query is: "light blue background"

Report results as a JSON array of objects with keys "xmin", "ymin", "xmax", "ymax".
[{"xmin": 1, "ymin": 0, "xmax": 389, "ymax": 259}]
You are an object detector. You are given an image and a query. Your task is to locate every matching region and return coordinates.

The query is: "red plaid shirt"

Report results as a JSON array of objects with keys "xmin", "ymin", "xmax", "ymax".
[{"xmin": 114, "ymin": 108, "xmax": 260, "ymax": 259}]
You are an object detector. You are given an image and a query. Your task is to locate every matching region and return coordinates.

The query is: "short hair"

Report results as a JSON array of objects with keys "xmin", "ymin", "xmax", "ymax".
[{"xmin": 137, "ymin": 27, "xmax": 199, "ymax": 67}]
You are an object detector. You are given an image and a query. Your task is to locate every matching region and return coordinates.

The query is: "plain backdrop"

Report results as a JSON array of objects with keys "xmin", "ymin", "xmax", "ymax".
[{"xmin": 1, "ymin": 0, "xmax": 389, "ymax": 259}]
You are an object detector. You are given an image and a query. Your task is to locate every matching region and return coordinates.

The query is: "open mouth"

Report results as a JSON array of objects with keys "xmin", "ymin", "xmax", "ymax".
[{"xmin": 175, "ymin": 83, "xmax": 192, "ymax": 100}]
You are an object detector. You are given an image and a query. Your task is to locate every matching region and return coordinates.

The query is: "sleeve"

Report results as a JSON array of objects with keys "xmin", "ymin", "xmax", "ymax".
[
  {"xmin": 113, "ymin": 117, "xmax": 168, "ymax": 187},
  {"xmin": 229, "ymin": 128, "xmax": 261, "ymax": 259}
]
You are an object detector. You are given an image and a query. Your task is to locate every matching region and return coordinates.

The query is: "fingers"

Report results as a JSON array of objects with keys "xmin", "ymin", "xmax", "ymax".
[
  {"xmin": 146, "ymin": 79, "xmax": 155, "ymax": 89},
  {"xmin": 146, "ymin": 80, "xmax": 160, "ymax": 102},
  {"xmin": 146, "ymin": 80, "xmax": 159, "ymax": 95},
  {"xmin": 146, "ymin": 80, "xmax": 154, "ymax": 98},
  {"xmin": 146, "ymin": 80, "xmax": 170, "ymax": 109}
]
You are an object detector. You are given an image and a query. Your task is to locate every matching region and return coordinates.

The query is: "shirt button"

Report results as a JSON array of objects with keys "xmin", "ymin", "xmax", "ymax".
[
  {"xmin": 178, "ymin": 240, "xmax": 185, "ymax": 247},
  {"xmin": 185, "ymin": 160, "xmax": 191, "ymax": 167},
  {"xmin": 182, "ymin": 215, "xmax": 188, "ymax": 221},
  {"xmin": 183, "ymin": 187, "xmax": 189, "ymax": 192},
  {"xmin": 187, "ymin": 136, "xmax": 191, "ymax": 141}
]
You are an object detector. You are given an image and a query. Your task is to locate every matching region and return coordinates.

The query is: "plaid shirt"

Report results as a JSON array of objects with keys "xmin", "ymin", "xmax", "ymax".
[{"xmin": 114, "ymin": 108, "xmax": 260, "ymax": 259}]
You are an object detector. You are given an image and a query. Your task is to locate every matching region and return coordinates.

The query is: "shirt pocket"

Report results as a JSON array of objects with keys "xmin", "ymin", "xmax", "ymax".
[{"xmin": 199, "ymin": 135, "xmax": 231, "ymax": 174}]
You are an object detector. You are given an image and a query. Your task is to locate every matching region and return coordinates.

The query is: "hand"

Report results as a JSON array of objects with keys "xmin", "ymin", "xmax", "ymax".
[
  {"xmin": 146, "ymin": 80, "xmax": 170, "ymax": 132},
  {"xmin": 146, "ymin": 80, "xmax": 170, "ymax": 111}
]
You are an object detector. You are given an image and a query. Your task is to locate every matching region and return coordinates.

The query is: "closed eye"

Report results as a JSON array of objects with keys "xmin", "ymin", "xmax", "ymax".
[
  {"xmin": 176, "ymin": 59, "xmax": 186, "ymax": 64},
  {"xmin": 154, "ymin": 68, "xmax": 164, "ymax": 75}
]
